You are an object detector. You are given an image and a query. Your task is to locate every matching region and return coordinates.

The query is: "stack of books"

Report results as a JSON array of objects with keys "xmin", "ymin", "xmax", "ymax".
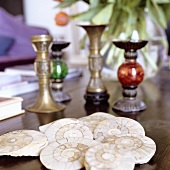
[
  {"xmin": 4, "ymin": 64, "xmax": 83, "ymax": 80},
  {"xmin": 1, "ymin": 64, "xmax": 82, "ymax": 97},
  {"xmin": 0, "ymin": 72, "xmax": 38, "ymax": 97},
  {"xmin": 0, "ymin": 96, "xmax": 24, "ymax": 121}
]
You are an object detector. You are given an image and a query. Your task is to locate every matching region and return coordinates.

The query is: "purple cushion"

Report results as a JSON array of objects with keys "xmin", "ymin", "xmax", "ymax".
[
  {"xmin": 0, "ymin": 8, "xmax": 49, "ymax": 57},
  {"xmin": 0, "ymin": 35, "xmax": 14, "ymax": 56}
]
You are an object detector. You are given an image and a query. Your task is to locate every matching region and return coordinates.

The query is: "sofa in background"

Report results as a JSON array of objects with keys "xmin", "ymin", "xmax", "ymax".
[{"xmin": 0, "ymin": 7, "xmax": 49, "ymax": 71}]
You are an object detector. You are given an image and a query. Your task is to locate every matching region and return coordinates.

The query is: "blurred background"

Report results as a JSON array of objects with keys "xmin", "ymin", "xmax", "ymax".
[
  {"xmin": 0, "ymin": 0, "xmax": 170, "ymax": 69},
  {"xmin": 0, "ymin": 0, "xmax": 89, "ymax": 63}
]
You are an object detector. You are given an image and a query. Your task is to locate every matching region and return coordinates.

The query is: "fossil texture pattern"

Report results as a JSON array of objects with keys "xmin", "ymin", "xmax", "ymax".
[{"xmin": 0, "ymin": 130, "xmax": 48, "ymax": 156}]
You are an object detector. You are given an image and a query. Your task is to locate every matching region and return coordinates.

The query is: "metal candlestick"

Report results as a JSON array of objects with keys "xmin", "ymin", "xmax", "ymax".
[
  {"xmin": 26, "ymin": 35, "xmax": 65, "ymax": 113},
  {"xmin": 50, "ymin": 41, "xmax": 71, "ymax": 102},
  {"xmin": 79, "ymin": 24, "xmax": 109, "ymax": 104},
  {"xmin": 112, "ymin": 40, "xmax": 148, "ymax": 113}
]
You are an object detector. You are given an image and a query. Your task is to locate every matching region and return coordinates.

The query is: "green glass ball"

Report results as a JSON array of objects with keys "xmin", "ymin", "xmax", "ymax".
[{"xmin": 50, "ymin": 60, "xmax": 68, "ymax": 79}]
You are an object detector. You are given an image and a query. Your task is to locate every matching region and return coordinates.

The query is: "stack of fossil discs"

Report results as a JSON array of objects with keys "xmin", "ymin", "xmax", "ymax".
[
  {"xmin": 0, "ymin": 112, "xmax": 156, "ymax": 170},
  {"xmin": 38, "ymin": 112, "xmax": 156, "ymax": 170}
]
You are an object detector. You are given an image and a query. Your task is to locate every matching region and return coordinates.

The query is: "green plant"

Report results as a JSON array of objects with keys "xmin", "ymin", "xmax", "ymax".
[
  {"xmin": 55, "ymin": 0, "xmax": 170, "ymax": 74},
  {"xmin": 56, "ymin": 0, "xmax": 170, "ymax": 36}
]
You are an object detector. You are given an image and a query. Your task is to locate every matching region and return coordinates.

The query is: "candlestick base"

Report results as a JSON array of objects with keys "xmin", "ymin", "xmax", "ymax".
[
  {"xmin": 112, "ymin": 98, "xmax": 146, "ymax": 113},
  {"xmin": 53, "ymin": 91, "xmax": 71, "ymax": 103},
  {"xmin": 26, "ymin": 102, "xmax": 65, "ymax": 113},
  {"xmin": 84, "ymin": 91, "xmax": 109, "ymax": 105}
]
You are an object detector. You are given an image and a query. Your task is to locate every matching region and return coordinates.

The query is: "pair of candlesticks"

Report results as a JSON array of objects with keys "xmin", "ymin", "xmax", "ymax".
[
  {"xmin": 79, "ymin": 24, "xmax": 147, "ymax": 114},
  {"xmin": 26, "ymin": 24, "xmax": 147, "ymax": 115}
]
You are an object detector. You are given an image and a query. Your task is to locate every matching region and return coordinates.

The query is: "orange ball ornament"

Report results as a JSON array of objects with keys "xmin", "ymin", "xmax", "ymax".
[{"xmin": 55, "ymin": 11, "xmax": 69, "ymax": 26}]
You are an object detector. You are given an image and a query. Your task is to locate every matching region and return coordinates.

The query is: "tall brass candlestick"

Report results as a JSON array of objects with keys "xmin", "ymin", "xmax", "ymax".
[
  {"xmin": 79, "ymin": 24, "xmax": 109, "ymax": 104},
  {"xmin": 26, "ymin": 35, "xmax": 65, "ymax": 113}
]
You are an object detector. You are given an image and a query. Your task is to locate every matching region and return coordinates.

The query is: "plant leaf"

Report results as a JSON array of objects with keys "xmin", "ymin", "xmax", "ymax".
[
  {"xmin": 101, "ymin": 41, "xmax": 111, "ymax": 56},
  {"xmin": 141, "ymin": 48, "xmax": 158, "ymax": 71},
  {"xmin": 92, "ymin": 4, "xmax": 113, "ymax": 24},
  {"xmin": 90, "ymin": 0, "xmax": 101, "ymax": 7},
  {"xmin": 71, "ymin": 6, "xmax": 103, "ymax": 21},
  {"xmin": 155, "ymin": 0, "xmax": 170, "ymax": 3},
  {"xmin": 79, "ymin": 34, "xmax": 87, "ymax": 49},
  {"xmin": 107, "ymin": 0, "xmax": 116, "ymax": 3},
  {"xmin": 161, "ymin": 4, "xmax": 170, "ymax": 22},
  {"xmin": 55, "ymin": 0, "xmax": 77, "ymax": 8},
  {"xmin": 151, "ymin": 0, "xmax": 167, "ymax": 28},
  {"xmin": 134, "ymin": 8, "xmax": 148, "ymax": 39},
  {"xmin": 127, "ymin": 0, "xmax": 142, "ymax": 8},
  {"xmin": 108, "ymin": 6, "xmax": 121, "ymax": 35},
  {"xmin": 105, "ymin": 45, "xmax": 116, "ymax": 66},
  {"xmin": 147, "ymin": 0, "xmax": 167, "ymax": 28}
]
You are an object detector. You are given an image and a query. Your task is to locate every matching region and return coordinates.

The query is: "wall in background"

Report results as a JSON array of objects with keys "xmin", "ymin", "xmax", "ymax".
[{"xmin": 23, "ymin": 0, "xmax": 89, "ymax": 59}]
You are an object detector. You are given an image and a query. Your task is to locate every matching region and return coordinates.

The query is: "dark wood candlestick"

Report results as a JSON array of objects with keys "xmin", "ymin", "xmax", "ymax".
[{"xmin": 112, "ymin": 40, "xmax": 148, "ymax": 113}]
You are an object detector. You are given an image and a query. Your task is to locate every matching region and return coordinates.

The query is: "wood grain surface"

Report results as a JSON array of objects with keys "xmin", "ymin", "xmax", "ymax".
[{"xmin": 0, "ymin": 68, "xmax": 170, "ymax": 170}]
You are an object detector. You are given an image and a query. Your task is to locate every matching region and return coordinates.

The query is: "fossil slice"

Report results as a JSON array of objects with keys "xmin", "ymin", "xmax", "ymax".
[
  {"xmin": 39, "ymin": 118, "xmax": 78, "ymax": 133},
  {"xmin": 84, "ymin": 158, "xmax": 90, "ymax": 170},
  {"xmin": 44, "ymin": 118, "xmax": 93, "ymax": 143},
  {"xmin": 79, "ymin": 112, "xmax": 115, "ymax": 133},
  {"xmin": 103, "ymin": 134, "xmax": 156, "ymax": 164},
  {"xmin": 94, "ymin": 117, "xmax": 145, "ymax": 141},
  {"xmin": 40, "ymin": 137, "xmax": 100, "ymax": 170},
  {"xmin": 85, "ymin": 143, "xmax": 135, "ymax": 170},
  {"xmin": 0, "ymin": 130, "xmax": 48, "ymax": 157},
  {"xmin": 90, "ymin": 112, "xmax": 115, "ymax": 118}
]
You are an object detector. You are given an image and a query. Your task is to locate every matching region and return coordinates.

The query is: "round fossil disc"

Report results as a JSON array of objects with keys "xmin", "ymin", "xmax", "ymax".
[
  {"xmin": 79, "ymin": 112, "xmax": 115, "ymax": 132},
  {"xmin": 0, "ymin": 130, "xmax": 48, "ymax": 157},
  {"xmin": 94, "ymin": 117, "xmax": 145, "ymax": 141},
  {"xmin": 103, "ymin": 134, "xmax": 156, "ymax": 164},
  {"xmin": 39, "ymin": 118, "xmax": 78, "ymax": 133},
  {"xmin": 85, "ymin": 143, "xmax": 135, "ymax": 170},
  {"xmin": 90, "ymin": 112, "xmax": 115, "ymax": 118},
  {"xmin": 40, "ymin": 137, "xmax": 100, "ymax": 170},
  {"xmin": 44, "ymin": 119, "xmax": 93, "ymax": 143}
]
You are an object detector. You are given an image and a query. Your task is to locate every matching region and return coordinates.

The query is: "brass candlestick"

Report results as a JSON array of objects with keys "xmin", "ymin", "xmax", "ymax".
[
  {"xmin": 26, "ymin": 35, "xmax": 65, "ymax": 113},
  {"xmin": 79, "ymin": 24, "xmax": 109, "ymax": 104}
]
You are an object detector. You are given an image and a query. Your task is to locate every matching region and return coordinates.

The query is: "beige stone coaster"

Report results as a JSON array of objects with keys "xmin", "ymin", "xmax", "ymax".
[
  {"xmin": 79, "ymin": 112, "xmax": 115, "ymax": 133},
  {"xmin": 103, "ymin": 134, "xmax": 156, "ymax": 164},
  {"xmin": 40, "ymin": 138, "xmax": 100, "ymax": 170},
  {"xmin": 44, "ymin": 119, "xmax": 93, "ymax": 143},
  {"xmin": 85, "ymin": 143, "xmax": 135, "ymax": 170},
  {"xmin": 94, "ymin": 117, "xmax": 145, "ymax": 141},
  {"xmin": 39, "ymin": 118, "xmax": 78, "ymax": 133},
  {"xmin": 0, "ymin": 130, "xmax": 48, "ymax": 157}
]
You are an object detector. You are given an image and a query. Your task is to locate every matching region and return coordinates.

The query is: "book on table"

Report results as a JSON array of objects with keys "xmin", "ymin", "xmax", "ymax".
[
  {"xmin": 0, "ymin": 72, "xmax": 38, "ymax": 97},
  {"xmin": 4, "ymin": 64, "xmax": 83, "ymax": 79},
  {"xmin": 0, "ymin": 72, "xmax": 22, "ymax": 86},
  {"xmin": 0, "ymin": 96, "xmax": 25, "ymax": 121}
]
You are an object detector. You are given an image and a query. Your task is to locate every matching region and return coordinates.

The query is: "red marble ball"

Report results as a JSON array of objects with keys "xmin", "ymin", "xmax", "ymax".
[{"xmin": 118, "ymin": 62, "xmax": 144, "ymax": 86}]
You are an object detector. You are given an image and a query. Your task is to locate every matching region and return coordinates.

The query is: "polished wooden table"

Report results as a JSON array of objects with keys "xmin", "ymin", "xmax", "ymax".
[{"xmin": 0, "ymin": 68, "xmax": 170, "ymax": 170}]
